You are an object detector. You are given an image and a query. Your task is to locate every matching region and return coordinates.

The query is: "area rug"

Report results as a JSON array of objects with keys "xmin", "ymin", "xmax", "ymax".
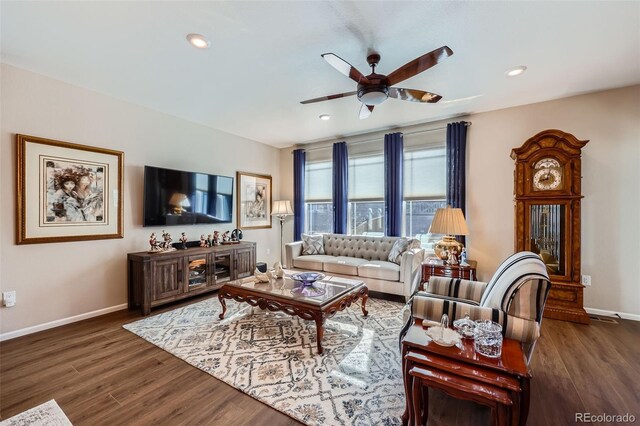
[
  {"xmin": 124, "ymin": 297, "xmax": 407, "ymax": 425},
  {"xmin": 0, "ymin": 400, "xmax": 72, "ymax": 426}
]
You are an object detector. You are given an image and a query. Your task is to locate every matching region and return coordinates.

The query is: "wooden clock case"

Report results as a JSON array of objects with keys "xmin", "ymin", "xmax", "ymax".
[{"xmin": 511, "ymin": 129, "xmax": 590, "ymax": 324}]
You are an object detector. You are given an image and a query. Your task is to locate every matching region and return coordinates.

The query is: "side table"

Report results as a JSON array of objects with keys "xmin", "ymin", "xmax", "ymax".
[
  {"xmin": 401, "ymin": 319, "xmax": 530, "ymax": 426},
  {"xmin": 421, "ymin": 260, "xmax": 477, "ymax": 290}
]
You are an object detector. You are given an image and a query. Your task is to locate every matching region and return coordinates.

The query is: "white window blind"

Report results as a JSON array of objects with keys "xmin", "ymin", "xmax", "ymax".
[
  {"xmin": 305, "ymin": 161, "xmax": 332, "ymax": 201},
  {"xmin": 348, "ymin": 154, "xmax": 384, "ymax": 201},
  {"xmin": 404, "ymin": 147, "xmax": 446, "ymax": 199}
]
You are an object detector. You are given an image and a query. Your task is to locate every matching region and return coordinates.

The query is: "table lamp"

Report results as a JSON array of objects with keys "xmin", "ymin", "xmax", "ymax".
[
  {"xmin": 428, "ymin": 205, "xmax": 469, "ymax": 264},
  {"xmin": 271, "ymin": 200, "xmax": 294, "ymax": 266}
]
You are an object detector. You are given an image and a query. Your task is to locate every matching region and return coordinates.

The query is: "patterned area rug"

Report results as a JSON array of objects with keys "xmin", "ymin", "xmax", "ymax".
[
  {"xmin": 0, "ymin": 400, "xmax": 72, "ymax": 426},
  {"xmin": 124, "ymin": 297, "xmax": 407, "ymax": 425}
]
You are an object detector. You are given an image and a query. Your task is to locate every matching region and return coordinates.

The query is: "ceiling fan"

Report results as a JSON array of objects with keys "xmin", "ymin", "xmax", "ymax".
[{"xmin": 301, "ymin": 46, "xmax": 453, "ymax": 119}]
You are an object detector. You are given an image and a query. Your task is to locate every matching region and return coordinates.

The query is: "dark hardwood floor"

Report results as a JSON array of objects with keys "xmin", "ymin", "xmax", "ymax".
[{"xmin": 1, "ymin": 294, "xmax": 638, "ymax": 425}]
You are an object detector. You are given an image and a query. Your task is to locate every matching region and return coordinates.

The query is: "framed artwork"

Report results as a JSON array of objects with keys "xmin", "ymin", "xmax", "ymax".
[
  {"xmin": 16, "ymin": 134, "xmax": 124, "ymax": 244},
  {"xmin": 236, "ymin": 171, "xmax": 272, "ymax": 229}
]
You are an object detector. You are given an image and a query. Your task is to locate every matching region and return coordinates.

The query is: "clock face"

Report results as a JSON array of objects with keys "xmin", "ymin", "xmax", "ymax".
[
  {"xmin": 533, "ymin": 168, "xmax": 562, "ymax": 190},
  {"xmin": 533, "ymin": 158, "xmax": 563, "ymax": 191}
]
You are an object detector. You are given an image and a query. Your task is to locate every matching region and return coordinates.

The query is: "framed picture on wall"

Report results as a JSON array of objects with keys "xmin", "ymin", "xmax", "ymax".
[
  {"xmin": 16, "ymin": 134, "xmax": 124, "ymax": 244},
  {"xmin": 236, "ymin": 171, "xmax": 272, "ymax": 229}
]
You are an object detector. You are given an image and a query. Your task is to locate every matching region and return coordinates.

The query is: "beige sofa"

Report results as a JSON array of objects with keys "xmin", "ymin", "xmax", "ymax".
[{"xmin": 285, "ymin": 234, "xmax": 425, "ymax": 301}]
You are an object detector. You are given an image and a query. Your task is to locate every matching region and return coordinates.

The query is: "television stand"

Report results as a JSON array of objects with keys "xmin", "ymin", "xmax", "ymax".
[{"xmin": 128, "ymin": 241, "xmax": 256, "ymax": 315}]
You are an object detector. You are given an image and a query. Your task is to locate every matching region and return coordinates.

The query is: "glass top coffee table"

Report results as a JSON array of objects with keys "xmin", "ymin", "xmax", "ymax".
[{"xmin": 218, "ymin": 273, "xmax": 369, "ymax": 354}]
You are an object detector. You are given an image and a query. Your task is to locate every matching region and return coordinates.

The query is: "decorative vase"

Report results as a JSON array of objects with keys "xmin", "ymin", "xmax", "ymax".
[{"xmin": 434, "ymin": 236, "xmax": 464, "ymax": 261}]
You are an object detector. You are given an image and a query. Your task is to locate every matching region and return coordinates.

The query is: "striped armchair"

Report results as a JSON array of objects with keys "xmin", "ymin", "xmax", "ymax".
[{"xmin": 402, "ymin": 252, "xmax": 551, "ymax": 363}]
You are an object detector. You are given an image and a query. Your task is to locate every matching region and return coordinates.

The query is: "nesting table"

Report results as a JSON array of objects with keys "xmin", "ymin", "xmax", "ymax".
[{"xmin": 401, "ymin": 319, "xmax": 531, "ymax": 426}]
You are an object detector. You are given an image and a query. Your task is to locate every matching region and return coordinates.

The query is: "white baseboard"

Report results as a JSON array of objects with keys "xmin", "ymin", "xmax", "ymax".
[
  {"xmin": 0, "ymin": 303, "xmax": 128, "ymax": 342},
  {"xmin": 585, "ymin": 307, "xmax": 640, "ymax": 322}
]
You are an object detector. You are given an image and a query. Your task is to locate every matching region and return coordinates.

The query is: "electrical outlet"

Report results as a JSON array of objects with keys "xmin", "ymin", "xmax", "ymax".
[
  {"xmin": 2, "ymin": 291, "xmax": 16, "ymax": 307},
  {"xmin": 581, "ymin": 275, "xmax": 591, "ymax": 286},
  {"xmin": 266, "ymin": 248, "xmax": 271, "ymax": 255}
]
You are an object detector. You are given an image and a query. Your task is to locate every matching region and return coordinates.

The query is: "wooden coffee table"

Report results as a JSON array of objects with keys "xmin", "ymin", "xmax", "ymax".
[
  {"xmin": 401, "ymin": 319, "xmax": 531, "ymax": 426},
  {"xmin": 218, "ymin": 273, "xmax": 368, "ymax": 354}
]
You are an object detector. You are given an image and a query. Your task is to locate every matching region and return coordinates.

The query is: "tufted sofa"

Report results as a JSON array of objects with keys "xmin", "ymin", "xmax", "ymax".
[{"xmin": 285, "ymin": 234, "xmax": 425, "ymax": 301}]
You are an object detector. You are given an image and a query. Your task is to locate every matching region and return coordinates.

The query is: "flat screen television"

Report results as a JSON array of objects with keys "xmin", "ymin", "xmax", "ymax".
[{"xmin": 143, "ymin": 166, "xmax": 233, "ymax": 227}]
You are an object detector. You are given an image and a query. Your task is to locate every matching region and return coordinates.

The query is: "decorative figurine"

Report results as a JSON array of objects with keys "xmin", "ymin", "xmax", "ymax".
[
  {"xmin": 149, "ymin": 233, "xmax": 161, "ymax": 252},
  {"xmin": 161, "ymin": 230, "xmax": 175, "ymax": 251},
  {"xmin": 222, "ymin": 231, "xmax": 230, "ymax": 242},
  {"xmin": 254, "ymin": 268, "xmax": 271, "ymax": 283},
  {"xmin": 459, "ymin": 248, "xmax": 470, "ymax": 267},
  {"xmin": 163, "ymin": 231, "xmax": 171, "ymax": 249},
  {"xmin": 213, "ymin": 231, "xmax": 220, "ymax": 246},
  {"xmin": 179, "ymin": 232, "xmax": 188, "ymax": 250},
  {"xmin": 447, "ymin": 248, "xmax": 459, "ymax": 266},
  {"xmin": 207, "ymin": 234, "xmax": 213, "ymax": 247},
  {"xmin": 199, "ymin": 234, "xmax": 207, "ymax": 247},
  {"xmin": 231, "ymin": 228, "xmax": 243, "ymax": 242},
  {"xmin": 273, "ymin": 261, "xmax": 284, "ymax": 278}
]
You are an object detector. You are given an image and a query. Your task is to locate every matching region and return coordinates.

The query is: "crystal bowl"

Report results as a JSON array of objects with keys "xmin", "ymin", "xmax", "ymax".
[{"xmin": 290, "ymin": 272, "xmax": 325, "ymax": 286}]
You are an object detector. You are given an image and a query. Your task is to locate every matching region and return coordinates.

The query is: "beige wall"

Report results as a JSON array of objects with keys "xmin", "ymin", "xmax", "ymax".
[
  {"xmin": 0, "ymin": 64, "xmax": 282, "ymax": 336},
  {"xmin": 466, "ymin": 85, "xmax": 640, "ymax": 317},
  {"xmin": 1, "ymin": 64, "xmax": 637, "ymax": 337},
  {"xmin": 279, "ymin": 86, "xmax": 640, "ymax": 316}
]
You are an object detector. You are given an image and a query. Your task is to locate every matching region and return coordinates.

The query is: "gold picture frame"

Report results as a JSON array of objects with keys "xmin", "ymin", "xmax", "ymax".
[
  {"xmin": 236, "ymin": 171, "xmax": 272, "ymax": 229},
  {"xmin": 16, "ymin": 134, "xmax": 124, "ymax": 244}
]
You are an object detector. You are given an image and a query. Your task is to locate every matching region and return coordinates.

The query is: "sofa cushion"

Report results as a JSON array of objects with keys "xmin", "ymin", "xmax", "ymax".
[
  {"xmin": 358, "ymin": 260, "xmax": 400, "ymax": 281},
  {"xmin": 301, "ymin": 234, "xmax": 325, "ymax": 255},
  {"xmin": 323, "ymin": 256, "xmax": 368, "ymax": 276},
  {"xmin": 292, "ymin": 255, "xmax": 335, "ymax": 270},
  {"xmin": 388, "ymin": 238, "xmax": 413, "ymax": 264}
]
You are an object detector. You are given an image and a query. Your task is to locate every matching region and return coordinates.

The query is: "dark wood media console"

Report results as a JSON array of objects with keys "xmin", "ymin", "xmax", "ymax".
[{"xmin": 128, "ymin": 241, "xmax": 256, "ymax": 315}]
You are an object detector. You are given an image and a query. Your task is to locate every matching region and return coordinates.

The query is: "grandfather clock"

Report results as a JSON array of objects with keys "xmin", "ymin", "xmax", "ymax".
[{"xmin": 511, "ymin": 129, "xmax": 590, "ymax": 324}]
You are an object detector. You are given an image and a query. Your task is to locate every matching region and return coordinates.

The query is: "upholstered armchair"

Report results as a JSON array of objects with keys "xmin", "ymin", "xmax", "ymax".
[{"xmin": 402, "ymin": 251, "xmax": 551, "ymax": 363}]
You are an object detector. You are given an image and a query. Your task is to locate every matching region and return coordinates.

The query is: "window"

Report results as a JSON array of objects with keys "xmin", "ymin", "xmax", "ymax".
[
  {"xmin": 302, "ymin": 131, "xmax": 447, "ymax": 241},
  {"xmin": 348, "ymin": 154, "xmax": 384, "ymax": 236},
  {"xmin": 404, "ymin": 199, "xmax": 447, "ymax": 245},
  {"xmin": 403, "ymin": 141, "xmax": 447, "ymax": 246},
  {"xmin": 304, "ymin": 160, "xmax": 333, "ymax": 234}
]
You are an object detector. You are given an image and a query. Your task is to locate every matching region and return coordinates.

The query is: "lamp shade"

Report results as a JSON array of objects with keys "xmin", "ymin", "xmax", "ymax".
[
  {"xmin": 271, "ymin": 200, "xmax": 293, "ymax": 216},
  {"xmin": 429, "ymin": 206, "xmax": 469, "ymax": 236}
]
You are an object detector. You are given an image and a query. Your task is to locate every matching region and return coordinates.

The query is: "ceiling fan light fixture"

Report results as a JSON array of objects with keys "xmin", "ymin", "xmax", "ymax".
[
  {"xmin": 186, "ymin": 33, "xmax": 210, "ymax": 49},
  {"xmin": 358, "ymin": 86, "xmax": 389, "ymax": 105},
  {"xmin": 505, "ymin": 65, "xmax": 527, "ymax": 77},
  {"xmin": 319, "ymin": 114, "xmax": 331, "ymax": 121}
]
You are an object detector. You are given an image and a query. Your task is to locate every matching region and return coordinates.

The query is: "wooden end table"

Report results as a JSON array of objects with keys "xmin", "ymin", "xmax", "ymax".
[
  {"xmin": 421, "ymin": 260, "xmax": 477, "ymax": 291},
  {"xmin": 218, "ymin": 274, "xmax": 368, "ymax": 354},
  {"xmin": 401, "ymin": 319, "xmax": 530, "ymax": 426}
]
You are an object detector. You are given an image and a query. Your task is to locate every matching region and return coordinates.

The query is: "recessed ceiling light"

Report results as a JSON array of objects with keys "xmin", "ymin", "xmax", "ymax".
[
  {"xmin": 505, "ymin": 66, "xmax": 527, "ymax": 77},
  {"xmin": 186, "ymin": 33, "xmax": 210, "ymax": 49},
  {"xmin": 319, "ymin": 114, "xmax": 331, "ymax": 121}
]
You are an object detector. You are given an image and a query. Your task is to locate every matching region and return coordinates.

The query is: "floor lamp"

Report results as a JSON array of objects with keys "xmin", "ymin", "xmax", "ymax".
[{"xmin": 271, "ymin": 200, "xmax": 293, "ymax": 267}]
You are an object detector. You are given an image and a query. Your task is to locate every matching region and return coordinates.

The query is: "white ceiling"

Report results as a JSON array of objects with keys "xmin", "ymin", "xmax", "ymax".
[{"xmin": 2, "ymin": 2, "xmax": 639, "ymax": 148}]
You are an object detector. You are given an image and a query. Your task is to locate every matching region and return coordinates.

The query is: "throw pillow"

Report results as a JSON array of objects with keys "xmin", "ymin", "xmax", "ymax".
[
  {"xmin": 302, "ymin": 234, "xmax": 325, "ymax": 255},
  {"xmin": 388, "ymin": 238, "xmax": 415, "ymax": 264}
]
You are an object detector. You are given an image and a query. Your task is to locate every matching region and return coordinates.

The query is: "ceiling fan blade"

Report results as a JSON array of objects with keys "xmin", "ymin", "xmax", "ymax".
[
  {"xmin": 359, "ymin": 104, "xmax": 374, "ymax": 119},
  {"xmin": 387, "ymin": 46, "xmax": 453, "ymax": 86},
  {"xmin": 300, "ymin": 91, "xmax": 357, "ymax": 104},
  {"xmin": 388, "ymin": 87, "xmax": 442, "ymax": 103},
  {"xmin": 322, "ymin": 53, "xmax": 371, "ymax": 84}
]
